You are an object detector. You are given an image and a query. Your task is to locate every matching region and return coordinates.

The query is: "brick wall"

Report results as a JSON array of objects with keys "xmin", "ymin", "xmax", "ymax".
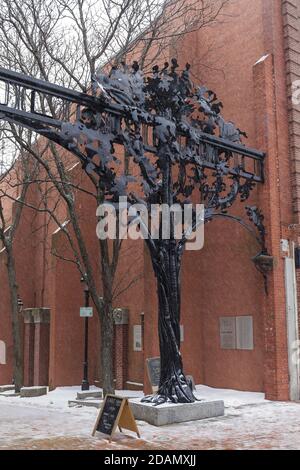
[
  {"xmin": 282, "ymin": 0, "xmax": 300, "ymax": 216},
  {"xmin": 1, "ymin": 0, "xmax": 298, "ymax": 400},
  {"xmin": 282, "ymin": 0, "xmax": 300, "ymax": 367}
]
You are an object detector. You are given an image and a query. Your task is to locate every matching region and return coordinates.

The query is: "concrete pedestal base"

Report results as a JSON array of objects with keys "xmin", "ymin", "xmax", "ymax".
[
  {"xmin": 0, "ymin": 385, "xmax": 15, "ymax": 393},
  {"xmin": 69, "ymin": 399, "xmax": 103, "ymax": 409},
  {"xmin": 20, "ymin": 386, "xmax": 47, "ymax": 397},
  {"xmin": 0, "ymin": 391, "xmax": 20, "ymax": 397},
  {"xmin": 76, "ymin": 390, "xmax": 103, "ymax": 400},
  {"xmin": 129, "ymin": 399, "xmax": 225, "ymax": 426}
]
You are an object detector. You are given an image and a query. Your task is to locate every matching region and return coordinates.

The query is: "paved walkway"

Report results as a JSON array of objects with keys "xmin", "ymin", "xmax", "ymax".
[
  {"xmin": 0, "ymin": 400, "xmax": 300, "ymax": 450},
  {"xmin": 0, "ymin": 401, "xmax": 160, "ymax": 450}
]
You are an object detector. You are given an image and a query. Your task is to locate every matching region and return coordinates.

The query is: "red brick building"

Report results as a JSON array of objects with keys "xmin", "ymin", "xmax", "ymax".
[{"xmin": 1, "ymin": 0, "xmax": 300, "ymax": 401}]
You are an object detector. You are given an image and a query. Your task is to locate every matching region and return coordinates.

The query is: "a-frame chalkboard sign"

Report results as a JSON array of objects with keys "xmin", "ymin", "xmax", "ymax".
[{"xmin": 92, "ymin": 395, "xmax": 140, "ymax": 441}]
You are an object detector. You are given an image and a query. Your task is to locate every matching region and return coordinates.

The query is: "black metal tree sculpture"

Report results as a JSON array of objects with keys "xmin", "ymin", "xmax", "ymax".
[{"xmin": 0, "ymin": 60, "xmax": 266, "ymax": 405}]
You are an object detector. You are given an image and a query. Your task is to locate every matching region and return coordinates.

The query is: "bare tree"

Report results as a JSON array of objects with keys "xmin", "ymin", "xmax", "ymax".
[
  {"xmin": 1, "ymin": 131, "xmax": 143, "ymax": 393},
  {"xmin": 0, "ymin": 126, "xmax": 41, "ymax": 392},
  {"xmin": 0, "ymin": 0, "xmax": 229, "ymax": 394}
]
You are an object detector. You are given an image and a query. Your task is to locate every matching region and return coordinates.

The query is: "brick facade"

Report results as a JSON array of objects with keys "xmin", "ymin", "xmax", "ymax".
[
  {"xmin": 0, "ymin": 0, "xmax": 300, "ymax": 401},
  {"xmin": 283, "ymin": 0, "xmax": 300, "ymax": 215}
]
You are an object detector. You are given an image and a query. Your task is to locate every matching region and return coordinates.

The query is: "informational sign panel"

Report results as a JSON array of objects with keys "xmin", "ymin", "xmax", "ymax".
[
  {"xmin": 186, "ymin": 375, "xmax": 196, "ymax": 391},
  {"xmin": 146, "ymin": 357, "xmax": 161, "ymax": 392},
  {"xmin": 180, "ymin": 325, "xmax": 184, "ymax": 343},
  {"xmin": 236, "ymin": 316, "xmax": 254, "ymax": 350},
  {"xmin": 0, "ymin": 340, "xmax": 6, "ymax": 365},
  {"xmin": 220, "ymin": 316, "xmax": 254, "ymax": 350},
  {"xmin": 80, "ymin": 307, "xmax": 93, "ymax": 318},
  {"xmin": 92, "ymin": 395, "xmax": 140, "ymax": 441},
  {"xmin": 133, "ymin": 325, "xmax": 142, "ymax": 351},
  {"xmin": 146, "ymin": 357, "xmax": 195, "ymax": 393},
  {"xmin": 220, "ymin": 317, "xmax": 236, "ymax": 349}
]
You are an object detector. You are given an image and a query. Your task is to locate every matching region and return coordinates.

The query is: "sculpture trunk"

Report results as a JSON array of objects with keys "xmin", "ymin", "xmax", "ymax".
[
  {"xmin": 143, "ymin": 155, "xmax": 196, "ymax": 404},
  {"xmin": 151, "ymin": 240, "xmax": 194, "ymax": 403}
]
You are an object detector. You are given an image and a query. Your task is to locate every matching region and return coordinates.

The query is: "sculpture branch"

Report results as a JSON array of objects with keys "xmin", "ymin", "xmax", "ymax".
[{"xmin": 0, "ymin": 59, "xmax": 266, "ymax": 404}]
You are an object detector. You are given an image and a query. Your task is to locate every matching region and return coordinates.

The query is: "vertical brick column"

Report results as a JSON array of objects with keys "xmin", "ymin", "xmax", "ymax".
[
  {"xmin": 253, "ymin": 55, "xmax": 290, "ymax": 401},
  {"xmin": 282, "ymin": 0, "xmax": 300, "ymax": 215},
  {"xmin": 22, "ymin": 309, "xmax": 35, "ymax": 387},
  {"xmin": 33, "ymin": 308, "xmax": 50, "ymax": 386},
  {"xmin": 113, "ymin": 308, "xmax": 129, "ymax": 390},
  {"xmin": 282, "ymin": 0, "xmax": 300, "ymax": 371}
]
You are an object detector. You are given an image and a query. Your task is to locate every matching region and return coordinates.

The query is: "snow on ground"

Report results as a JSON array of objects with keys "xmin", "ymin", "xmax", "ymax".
[
  {"xmin": 195, "ymin": 385, "xmax": 266, "ymax": 407},
  {"xmin": 0, "ymin": 384, "xmax": 265, "ymax": 410},
  {"xmin": 138, "ymin": 400, "xmax": 300, "ymax": 450},
  {"xmin": 0, "ymin": 385, "xmax": 142, "ymax": 409},
  {"xmin": 0, "ymin": 385, "xmax": 299, "ymax": 450}
]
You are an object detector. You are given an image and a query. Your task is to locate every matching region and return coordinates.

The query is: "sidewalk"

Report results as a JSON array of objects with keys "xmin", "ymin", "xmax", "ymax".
[{"xmin": 0, "ymin": 386, "xmax": 299, "ymax": 450}]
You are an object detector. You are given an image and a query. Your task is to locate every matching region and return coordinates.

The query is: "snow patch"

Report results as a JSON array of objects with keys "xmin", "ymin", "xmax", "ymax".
[
  {"xmin": 254, "ymin": 54, "xmax": 270, "ymax": 66},
  {"xmin": 195, "ymin": 385, "xmax": 266, "ymax": 407},
  {"xmin": 67, "ymin": 162, "xmax": 80, "ymax": 172},
  {"xmin": 0, "ymin": 385, "xmax": 143, "ymax": 410},
  {"xmin": 52, "ymin": 219, "xmax": 70, "ymax": 235}
]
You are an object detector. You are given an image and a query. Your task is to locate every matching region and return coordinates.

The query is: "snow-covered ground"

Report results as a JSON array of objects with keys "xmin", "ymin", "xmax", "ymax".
[
  {"xmin": 0, "ymin": 384, "xmax": 266, "ymax": 409},
  {"xmin": 0, "ymin": 385, "xmax": 299, "ymax": 450},
  {"xmin": 0, "ymin": 385, "xmax": 142, "ymax": 410}
]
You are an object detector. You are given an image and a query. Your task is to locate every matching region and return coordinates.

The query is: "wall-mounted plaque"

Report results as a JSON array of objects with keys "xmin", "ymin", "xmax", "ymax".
[
  {"xmin": 180, "ymin": 325, "xmax": 184, "ymax": 343},
  {"xmin": 220, "ymin": 316, "xmax": 254, "ymax": 351},
  {"xmin": 220, "ymin": 317, "xmax": 236, "ymax": 350},
  {"xmin": 236, "ymin": 316, "xmax": 254, "ymax": 350},
  {"xmin": 0, "ymin": 340, "xmax": 6, "ymax": 365},
  {"xmin": 80, "ymin": 307, "xmax": 93, "ymax": 318},
  {"xmin": 133, "ymin": 325, "xmax": 142, "ymax": 351}
]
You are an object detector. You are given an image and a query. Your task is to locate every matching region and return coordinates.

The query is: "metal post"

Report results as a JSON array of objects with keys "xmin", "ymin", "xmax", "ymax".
[{"xmin": 81, "ymin": 281, "xmax": 90, "ymax": 391}]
